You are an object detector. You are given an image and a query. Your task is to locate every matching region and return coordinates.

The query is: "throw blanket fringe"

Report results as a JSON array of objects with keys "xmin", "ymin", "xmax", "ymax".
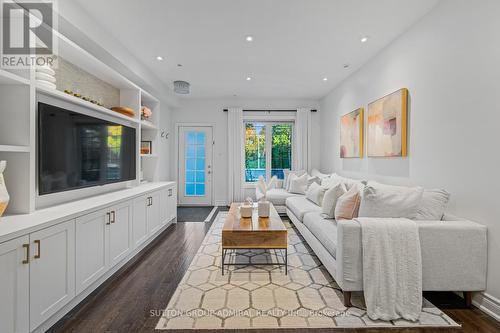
[{"xmin": 355, "ymin": 217, "xmax": 422, "ymax": 321}]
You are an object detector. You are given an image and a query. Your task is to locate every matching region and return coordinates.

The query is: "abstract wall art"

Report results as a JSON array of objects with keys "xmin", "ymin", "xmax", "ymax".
[
  {"xmin": 367, "ymin": 88, "xmax": 408, "ymax": 157},
  {"xmin": 340, "ymin": 108, "xmax": 364, "ymax": 158}
]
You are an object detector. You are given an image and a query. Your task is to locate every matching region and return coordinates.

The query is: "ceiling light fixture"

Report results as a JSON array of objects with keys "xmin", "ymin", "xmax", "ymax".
[
  {"xmin": 246, "ymin": 76, "xmax": 252, "ymax": 81},
  {"xmin": 323, "ymin": 77, "xmax": 328, "ymax": 81},
  {"xmin": 156, "ymin": 56, "xmax": 164, "ymax": 61},
  {"xmin": 245, "ymin": 35, "xmax": 254, "ymax": 42},
  {"xmin": 360, "ymin": 36, "xmax": 368, "ymax": 43},
  {"xmin": 173, "ymin": 80, "xmax": 190, "ymax": 94},
  {"xmin": 343, "ymin": 64, "xmax": 350, "ymax": 69}
]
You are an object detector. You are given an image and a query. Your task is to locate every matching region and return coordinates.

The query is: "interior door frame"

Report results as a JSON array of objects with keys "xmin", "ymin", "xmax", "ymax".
[{"xmin": 175, "ymin": 123, "xmax": 216, "ymax": 206}]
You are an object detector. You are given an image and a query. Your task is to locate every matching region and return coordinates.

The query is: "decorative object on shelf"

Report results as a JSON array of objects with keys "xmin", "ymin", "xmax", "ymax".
[
  {"xmin": 240, "ymin": 198, "xmax": 253, "ymax": 218},
  {"xmin": 63, "ymin": 89, "xmax": 105, "ymax": 107},
  {"xmin": 258, "ymin": 200, "xmax": 270, "ymax": 217},
  {"xmin": 36, "ymin": 65, "xmax": 57, "ymax": 90},
  {"xmin": 340, "ymin": 107, "xmax": 364, "ymax": 158},
  {"xmin": 368, "ymin": 88, "xmax": 408, "ymax": 157},
  {"xmin": 173, "ymin": 80, "xmax": 190, "ymax": 94},
  {"xmin": 111, "ymin": 106, "xmax": 135, "ymax": 118},
  {"xmin": 0, "ymin": 160, "xmax": 9, "ymax": 218},
  {"xmin": 141, "ymin": 106, "xmax": 152, "ymax": 120},
  {"xmin": 141, "ymin": 141, "xmax": 152, "ymax": 154}
]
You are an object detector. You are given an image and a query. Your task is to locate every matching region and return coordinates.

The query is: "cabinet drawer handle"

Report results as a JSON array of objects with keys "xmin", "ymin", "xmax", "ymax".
[
  {"xmin": 150, "ymin": 197, "xmax": 153, "ymax": 205},
  {"xmin": 22, "ymin": 244, "xmax": 29, "ymax": 264},
  {"xmin": 111, "ymin": 210, "xmax": 116, "ymax": 223},
  {"xmin": 168, "ymin": 189, "xmax": 172, "ymax": 196},
  {"xmin": 106, "ymin": 212, "xmax": 111, "ymax": 225},
  {"xmin": 34, "ymin": 240, "xmax": 41, "ymax": 259}
]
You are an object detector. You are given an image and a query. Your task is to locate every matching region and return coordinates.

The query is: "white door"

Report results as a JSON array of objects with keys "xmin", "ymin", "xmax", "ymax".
[
  {"xmin": 178, "ymin": 126, "xmax": 213, "ymax": 205},
  {"xmin": 109, "ymin": 201, "xmax": 131, "ymax": 267},
  {"xmin": 147, "ymin": 191, "xmax": 161, "ymax": 234},
  {"xmin": 132, "ymin": 196, "xmax": 148, "ymax": 248},
  {"xmin": 29, "ymin": 220, "xmax": 75, "ymax": 331},
  {"xmin": 75, "ymin": 208, "xmax": 109, "ymax": 294},
  {"xmin": 0, "ymin": 236, "xmax": 29, "ymax": 333}
]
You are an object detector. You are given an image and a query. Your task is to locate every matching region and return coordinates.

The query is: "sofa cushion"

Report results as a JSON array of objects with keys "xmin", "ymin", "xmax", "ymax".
[
  {"xmin": 286, "ymin": 196, "xmax": 321, "ymax": 220},
  {"xmin": 305, "ymin": 182, "xmax": 327, "ymax": 206},
  {"xmin": 321, "ymin": 182, "xmax": 347, "ymax": 218},
  {"xmin": 303, "ymin": 212, "xmax": 338, "ymax": 258},
  {"xmin": 358, "ymin": 181, "xmax": 424, "ymax": 219},
  {"xmin": 415, "ymin": 189, "xmax": 450, "ymax": 220},
  {"xmin": 335, "ymin": 185, "xmax": 361, "ymax": 220},
  {"xmin": 260, "ymin": 188, "xmax": 301, "ymax": 206},
  {"xmin": 289, "ymin": 173, "xmax": 309, "ymax": 194},
  {"xmin": 284, "ymin": 169, "xmax": 306, "ymax": 191}
]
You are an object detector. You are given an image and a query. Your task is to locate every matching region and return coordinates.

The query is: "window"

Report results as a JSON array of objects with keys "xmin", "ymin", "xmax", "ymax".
[
  {"xmin": 185, "ymin": 131, "xmax": 206, "ymax": 196},
  {"xmin": 244, "ymin": 122, "xmax": 292, "ymax": 182}
]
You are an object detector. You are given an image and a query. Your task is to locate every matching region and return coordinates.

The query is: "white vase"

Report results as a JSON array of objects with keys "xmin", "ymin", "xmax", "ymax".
[
  {"xmin": 258, "ymin": 200, "xmax": 270, "ymax": 217},
  {"xmin": 0, "ymin": 161, "xmax": 9, "ymax": 217}
]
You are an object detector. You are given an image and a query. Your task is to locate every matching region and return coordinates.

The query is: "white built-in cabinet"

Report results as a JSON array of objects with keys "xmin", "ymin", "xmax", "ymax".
[
  {"xmin": 0, "ymin": 235, "xmax": 30, "ymax": 333},
  {"xmin": 0, "ymin": 183, "xmax": 176, "ymax": 333},
  {"xmin": 29, "ymin": 220, "xmax": 75, "ymax": 330}
]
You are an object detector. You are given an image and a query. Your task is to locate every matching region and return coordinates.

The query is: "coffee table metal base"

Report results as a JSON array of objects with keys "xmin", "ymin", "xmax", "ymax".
[{"xmin": 221, "ymin": 248, "xmax": 287, "ymax": 275}]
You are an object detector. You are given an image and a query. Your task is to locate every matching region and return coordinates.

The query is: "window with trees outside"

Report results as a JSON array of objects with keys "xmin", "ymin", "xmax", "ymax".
[{"xmin": 244, "ymin": 122, "xmax": 293, "ymax": 182}]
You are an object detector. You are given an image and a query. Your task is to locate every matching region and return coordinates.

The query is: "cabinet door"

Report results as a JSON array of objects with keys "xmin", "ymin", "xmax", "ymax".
[
  {"xmin": 147, "ymin": 191, "xmax": 161, "ymax": 234},
  {"xmin": 29, "ymin": 220, "xmax": 75, "ymax": 331},
  {"xmin": 159, "ymin": 189, "xmax": 168, "ymax": 225},
  {"xmin": 109, "ymin": 201, "xmax": 131, "ymax": 267},
  {"xmin": 75, "ymin": 208, "xmax": 109, "ymax": 294},
  {"xmin": 132, "ymin": 196, "xmax": 148, "ymax": 248},
  {"xmin": 0, "ymin": 236, "xmax": 29, "ymax": 333},
  {"xmin": 168, "ymin": 186, "xmax": 177, "ymax": 222}
]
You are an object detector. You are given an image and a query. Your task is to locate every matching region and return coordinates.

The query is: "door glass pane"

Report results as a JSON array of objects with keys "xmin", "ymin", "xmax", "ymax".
[
  {"xmin": 185, "ymin": 131, "xmax": 206, "ymax": 196},
  {"xmin": 271, "ymin": 124, "xmax": 293, "ymax": 180},
  {"xmin": 245, "ymin": 123, "xmax": 266, "ymax": 182}
]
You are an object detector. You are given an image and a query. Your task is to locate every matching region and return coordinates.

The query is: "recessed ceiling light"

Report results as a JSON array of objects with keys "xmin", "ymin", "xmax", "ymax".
[
  {"xmin": 245, "ymin": 35, "xmax": 254, "ymax": 42},
  {"xmin": 246, "ymin": 76, "xmax": 252, "ymax": 81},
  {"xmin": 343, "ymin": 64, "xmax": 350, "ymax": 69},
  {"xmin": 156, "ymin": 56, "xmax": 164, "ymax": 61},
  {"xmin": 177, "ymin": 63, "xmax": 183, "ymax": 67},
  {"xmin": 322, "ymin": 77, "xmax": 328, "ymax": 81},
  {"xmin": 360, "ymin": 36, "xmax": 368, "ymax": 43}
]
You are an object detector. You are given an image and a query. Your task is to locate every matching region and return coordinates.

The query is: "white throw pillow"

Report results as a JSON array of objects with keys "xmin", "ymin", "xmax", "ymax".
[
  {"xmin": 308, "ymin": 175, "xmax": 321, "ymax": 187},
  {"xmin": 311, "ymin": 169, "xmax": 330, "ymax": 180},
  {"xmin": 330, "ymin": 173, "xmax": 365, "ymax": 190},
  {"xmin": 415, "ymin": 189, "xmax": 450, "ymax": 220},
  {"xmin": 321, "ymin": 182, "xmax": 347, "ymax": 218},
  {"xmin": 358, "ymin": 181, "xmax": 424, "ymax": 219},
  {"xmin": 288, "ymin": 173, "xmax": 309, "ymax": 194},
  {"xmin": 305, "ymin": 182, "xmax": 327, "ymax": 206},
  {"xmin": 284, "ymin": 169, "xmax": 306, "ymax": 191}
]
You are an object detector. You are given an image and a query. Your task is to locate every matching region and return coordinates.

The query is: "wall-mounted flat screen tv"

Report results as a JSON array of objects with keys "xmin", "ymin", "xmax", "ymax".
[{"xmin": 38, "ymin": 102, "xmax": 136, "ymax": 195}]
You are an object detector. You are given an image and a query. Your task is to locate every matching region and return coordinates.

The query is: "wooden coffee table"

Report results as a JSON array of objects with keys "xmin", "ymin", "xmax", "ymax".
[{"xmin": 221, "ymin": 202, "xmax": 288, "ymax": 275}]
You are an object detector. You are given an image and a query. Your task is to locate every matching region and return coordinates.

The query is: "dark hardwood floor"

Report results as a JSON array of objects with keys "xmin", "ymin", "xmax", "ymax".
[{"xmin": 49, "ymin": 218, "xmax": 500, "ymax": 333}]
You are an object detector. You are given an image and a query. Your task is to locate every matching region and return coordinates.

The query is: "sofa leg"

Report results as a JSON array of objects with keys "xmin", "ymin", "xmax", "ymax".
[
  {"xmin": 464, "ymin": 291, "xmax": 473, "ymax": 309},
  {"xmin": 343, "ymin": 291, "xmax": 352, "ymax": 307}
]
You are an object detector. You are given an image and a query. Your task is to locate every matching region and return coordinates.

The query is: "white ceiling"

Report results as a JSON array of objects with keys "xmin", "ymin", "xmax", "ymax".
[{"xmin": 73, "ymin": 0, "xmax": 439, "ymax": 99}]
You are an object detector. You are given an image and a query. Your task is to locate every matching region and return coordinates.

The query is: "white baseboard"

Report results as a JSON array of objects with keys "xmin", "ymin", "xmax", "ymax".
[
  {"xmin": 474, "ymin": 292, "xmax": 500, "ymax": 322},
  {"xmin": 214, "ymin": 200, "xmax": 228, "ymax": 206}
]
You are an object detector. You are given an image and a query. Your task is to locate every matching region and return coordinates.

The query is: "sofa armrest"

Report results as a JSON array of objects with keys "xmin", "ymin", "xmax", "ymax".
[
  {"xmin": 417, "ymin": 219, "xmax": 487, "ymax": 291},
  {"xmin": 336, "ymin": 218, "xmax": 488, "ymax": 292},
  {"xmin": 336, "ymin": 220, "xmax": 363, "ymax": 291}
]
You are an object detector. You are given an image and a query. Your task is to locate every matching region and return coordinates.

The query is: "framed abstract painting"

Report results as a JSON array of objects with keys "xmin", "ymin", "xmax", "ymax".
[
  {"xmin": 367, "ymin": 88, "xmax": 408, "ymax": 157},
  {"xmin": 340, "ymin": 108, "xmax": 364, "ymax": 158}
]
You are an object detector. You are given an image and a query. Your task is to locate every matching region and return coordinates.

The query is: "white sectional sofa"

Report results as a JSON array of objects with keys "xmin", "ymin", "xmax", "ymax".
[{"xmin": 257, "ymin": 173, "xmax": 488, "ymax": 307}]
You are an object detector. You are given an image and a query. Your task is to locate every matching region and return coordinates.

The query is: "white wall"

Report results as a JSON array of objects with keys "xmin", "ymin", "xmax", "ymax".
[
  {"xmin": 172, "ymin": 98, "xmax": 320, "ymax": 205},
  {"xmin": 319, "ymin": 0, "xmax": 500, "ymax": 318}
]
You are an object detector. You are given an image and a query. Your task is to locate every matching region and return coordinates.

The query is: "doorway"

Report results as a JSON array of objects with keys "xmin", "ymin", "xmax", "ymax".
[{"xmin": 178, "ymin": 126, "xmax": 213, "ymax": 205}]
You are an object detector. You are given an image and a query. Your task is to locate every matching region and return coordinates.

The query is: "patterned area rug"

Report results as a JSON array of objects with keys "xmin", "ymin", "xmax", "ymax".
[{"xmin": 156, "ymin": 212, "xmax": 459, "ymax": 329}]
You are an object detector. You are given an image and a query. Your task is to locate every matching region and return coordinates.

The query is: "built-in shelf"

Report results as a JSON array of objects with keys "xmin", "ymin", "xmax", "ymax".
[
  {"xmin": 141, "ymin": 120, "xmax": 158, "ymax": 130},
  {"xmin": 0, "ymin": 69, "xmax": 30, "ymax": 85},
  {"xmin": 36, "ymin": 84, "xmax": 140, "ymax": 124},
  {"xmin": 0, "ymin": 145, "xmax": 30, "ymax": 153},
  {"xmin": 141, "ymin": 154, "xmax": 158, "ymax": 158}
]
